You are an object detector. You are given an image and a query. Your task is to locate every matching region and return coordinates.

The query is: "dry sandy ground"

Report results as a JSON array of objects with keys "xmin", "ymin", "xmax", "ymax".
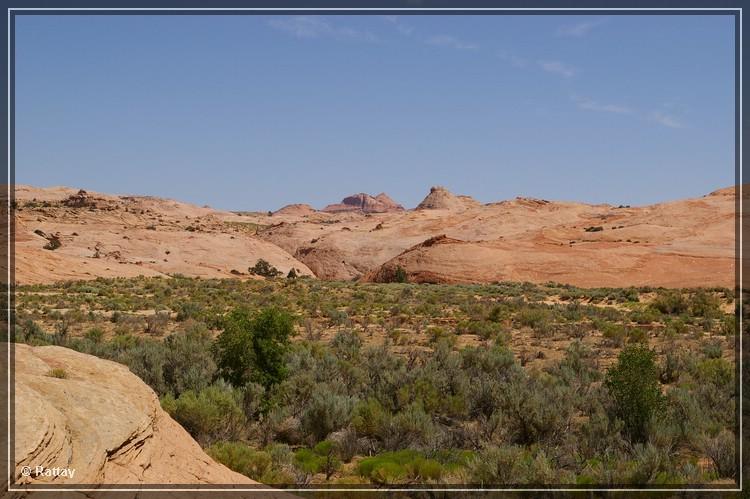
[{"xmin": 14, "ymin": 184, "xmax": 739, "ymax": 288}]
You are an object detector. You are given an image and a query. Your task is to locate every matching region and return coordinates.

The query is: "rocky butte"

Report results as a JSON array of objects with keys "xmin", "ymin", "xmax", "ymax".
[{"xmin": 322, "ymin": 192, "xmax": 405, "ymax": 214}]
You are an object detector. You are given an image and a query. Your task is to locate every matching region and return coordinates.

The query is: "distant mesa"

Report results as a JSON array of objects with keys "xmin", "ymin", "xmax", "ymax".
[
  {"xmin": 416, "ymin": 186, "xmax": 480, "ymax": 211},
  {"xmin": 323, "ymin": 192, "xmax": 404, "ymax": 214},
  {"xmin": 273, "ymin": 203, "xmax": 317, "ymax": 216}
]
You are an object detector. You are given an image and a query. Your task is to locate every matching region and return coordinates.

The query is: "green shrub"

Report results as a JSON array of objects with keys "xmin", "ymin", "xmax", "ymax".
[
  {"xmin": 630, "ymin": 308, "xmax": 662, "ymax": 325},
  {"xmin": 660, "ymin": 349, "xmax": 685, "ymax": 384},
  {"xmin": 689, "ymin": 291, "xmax": 722, "ymax": 319},
  {"xmin": 17, "ymin": 319, "xmax": 49, "ymax": 345},
  {"xmin": 605, "ymin": 345, "xmax": 664, "ymax": 443},
  {"xmin": 119, "ymin": 340, "xmax": 168, "ymax": 395},
  {"xmin": 409, "ymin": 456, "xmax": 444, "ymax": 481},
  {"xmin": 651, "ymin": 291, "xmax": 688, "ymax": 315},
  {"xmin": 694, "ymin": 358, "xmax": 734, "ymax": 389},
  {"xmin": 487, "ymin": 304, "xmax": 510, "ymax": 323},
  {"xmin": 162, "ymin": 322, "xmax": 217, "ymax": 396},
  {"xmin": 468, "ymin": 445, "xmax": 532, "ymax": 485},
  {"xmin": 664, "ymin": 318, "xmax": 688, "ymax": 337},
  {"xmin": 702, "ymin": 340, "xmax": 724, "ymax": 359},
  {"xmin": 161, "ymin": 382, "xmax": 246, "ymax": 445},
  {"xmin": 175, "ymin": 302, "xmax": 204, "ymax": 322},
  {"xmin": 700, "ymin": 430, "xmax": 736, "ymax": 479},
  {"xmin": 47, "ymin": 367, "xmax": 68, "ymax": 379},
  {"xmin": 360, "ymin": 343, "xmax": 407, "ymax": 412},
  {"xmin": 110, "ymin": 333, "xmax": 137, "ymax": 351},
  {"xmin": 627, "ymin": 443, "xmax": 674, "ymax": 484},
  {"xmin": 300, "ymin": 387, "xmax": 355, "ymax": 443},
  {"xmin": 352, "ymin": 397, "xmax": 391, "ymax": 440},
  {"xmin": 358, "ymin": 450, "xmax": 442, "ymax": 484},
  {"xmin": 553, "ymin": 340, "xmax": 601, "ymax": 390},
  {"xmin": 84, "ymin": 327, "xmax": 105, "ymax": 343},
  {"xmin": 330, "ymin": 330, "xmax": 362, "ymax": 361},
  {"xmin": 721, "ymin": 315, "xmax": 737, "ymax": 336},
  {"xmin": 627, "ymin": 327, "xmax": 648, "ymax": 344},
  {"xmin": 498, "ymin": 373, "xmax": 573, "ymax": 445},
  {"xmin": 622, "ymin": 287, "xmax": 640, "ymax": 302},
  {"xmin": 145, "ymin": 311, "xmax": 170, "ymax": 336},
  {"xmin": 516, "ymin": 307, "xmax": 551, "ymax": 331},
  {"xmin": 386, "ymin": 402, "xmax": 438, "ymax": 450},
  {"xmin": 427, "ymin": 326, "xmax": 456, "ymax": 346},
  {"xmin": 597, "ymin": 320, "xmax": 627, "ymax": 346},
  {"xmin": 294, "ymin": 440, "xmax": 341, "ymax": 480},
  {"xmin": 578, "ymin": 399, "xmax": 626, "ymax": 460},
  {"xmin": 458, "ymin": 320, "xmax": 501, "ymax": 340},
  {"xmin": 207, "ymin": 441, "xmax": 273, "ymax": 481}
]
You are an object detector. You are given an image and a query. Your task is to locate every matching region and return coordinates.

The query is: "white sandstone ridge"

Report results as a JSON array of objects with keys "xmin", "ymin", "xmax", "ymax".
[{"xmin": 13, "ymin": 343, "xmax": 285, "ymax": 489}]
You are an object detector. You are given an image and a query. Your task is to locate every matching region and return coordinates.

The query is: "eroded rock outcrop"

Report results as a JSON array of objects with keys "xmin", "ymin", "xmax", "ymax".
[
  {"xmin": 13, "ymin": 344, "xmax": 259, "ymax": 486},
  {"xmin": 62, "ymin": 189, "xmax": 93, "ymax": 208},
  {"xmin": 323, "ymin": 192, "xmax": 404, "ymax": 213}
]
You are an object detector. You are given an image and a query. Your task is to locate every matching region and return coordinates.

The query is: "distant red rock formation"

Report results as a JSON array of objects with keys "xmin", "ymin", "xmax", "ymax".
[{"xmin": 323, "ymin": 192, "xmax": 404, "ymax": 213}]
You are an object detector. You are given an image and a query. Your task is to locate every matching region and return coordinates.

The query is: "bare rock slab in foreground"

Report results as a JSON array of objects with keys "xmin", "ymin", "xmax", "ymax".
[{"xmin": 13, "ymin": 343, "xmax": 259, "ymax": 487}]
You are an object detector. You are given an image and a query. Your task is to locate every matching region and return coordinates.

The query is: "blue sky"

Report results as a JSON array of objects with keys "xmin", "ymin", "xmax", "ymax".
[{"xmin": 16, "ymin": 14, "xmax": 735, "ymax": 211}]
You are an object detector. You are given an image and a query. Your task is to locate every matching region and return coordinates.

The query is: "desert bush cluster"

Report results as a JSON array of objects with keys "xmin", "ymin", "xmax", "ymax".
[{"xmin": 13, "ymin": 276, "xmax": 739, "ymax": 486}]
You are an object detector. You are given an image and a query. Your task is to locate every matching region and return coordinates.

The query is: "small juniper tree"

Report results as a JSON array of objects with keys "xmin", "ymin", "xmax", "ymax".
[
  {"xmin": 395, "ymin": 265, "xmax": 408, "ymax": 283},
  {"xmin": 249, "ymin": 259, "xmax": 282, "ymax": 279}
]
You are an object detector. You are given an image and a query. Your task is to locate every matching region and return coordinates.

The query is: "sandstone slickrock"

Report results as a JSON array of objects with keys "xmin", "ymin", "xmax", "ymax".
[
  {"xmin": 13, "ymin": 343, "xmax": 263, "ymax": 487},
  {"xmin": 14, "ymin": 184, "xmax": 741, "ymax": 288},
  {"xmin": 260, "ymin": 186, "xmax": 739, "ymax": 287},
  {"xmin": 415, "ymin": 186, "xmax": 480, "ymax": 211},
  {"xmin": 272, "ymin": 204, "xmax": 317, "ymax": 217},
  {"xmin": 14, "ymin": 185, "xmax": 314, "ymax": 284}
]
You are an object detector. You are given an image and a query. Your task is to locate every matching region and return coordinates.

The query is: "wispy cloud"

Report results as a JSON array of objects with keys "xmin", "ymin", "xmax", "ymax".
[
  {"xmin": 572, "ymin": 95, "xmax": 687, "ymax": 129},
  {"xmin": 381, "ymin": 15, "xmax": 414, "ymax": 36},
  {"xmin": 425, "ymin": 35, "xmax": 478, "ymax": 50},
  {"xmin": 267, "ymin": 16, "xmax": 379, "ymax": 42},
  {"xmin": 650, "ymin": 111, "xmax": 684, "ymax": 129},
  {"xmin": 538, "ymin": 60, "xmax": 576, "ymax": 78},
  {"xmin": 498, "ymin": 50, "xmax": 528, "ymax": 68},
  {"xmin": 572, "ymin": 95, "xmax": 632, "ymax": 115},
  {"xmin": 557, "ymin": 18, "xmax": 607, "ymax": 37}
]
